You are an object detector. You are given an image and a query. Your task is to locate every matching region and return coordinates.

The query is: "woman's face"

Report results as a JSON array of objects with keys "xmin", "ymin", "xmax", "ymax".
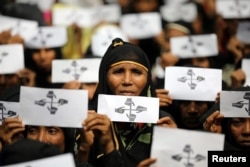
[
  {"xmin": 230, "ymin": 118, "xmax": 250, "ymax": 150},
  {"xmin": 32, "ymin": 48, "xmax": 56, "ymax": 72},
  {"xmin": 26, "ymin": 126, "xmax": 65, "ymax": 152},
  {"xmin": 107, "ymin": 63, "xmax": 148, "ymax": 96}
]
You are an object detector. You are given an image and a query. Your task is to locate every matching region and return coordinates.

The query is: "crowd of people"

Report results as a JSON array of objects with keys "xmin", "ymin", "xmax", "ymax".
[{"xmin": 0, "ymin": 0, "xmax": 250, "ymax": 167}]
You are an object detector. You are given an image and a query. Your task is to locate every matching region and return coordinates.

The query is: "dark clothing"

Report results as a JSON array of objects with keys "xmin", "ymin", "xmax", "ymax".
[
  {"xmin": 1, "ymin": 139, "xmax": 62, "ymax": 165},
  {"xmin": 89, "ymin": 148, "xmax": 124, "ymax": 167},
  {"xmin": 89, "ymin": 38, "xmax": 175, "ymax": 167},
  {"xmin": 114, "ymin": 123, "xmax": 153, "ymax": 167}
]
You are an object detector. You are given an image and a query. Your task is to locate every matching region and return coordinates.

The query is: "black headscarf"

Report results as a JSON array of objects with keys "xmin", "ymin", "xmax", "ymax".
[{"xmin": 89, "ymin": 38, "xmax": 155, "ymax": 110}]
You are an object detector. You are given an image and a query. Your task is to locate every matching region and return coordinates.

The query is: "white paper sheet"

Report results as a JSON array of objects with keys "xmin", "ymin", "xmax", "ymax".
[
  {"xmin": 52, "ymin": 58, "xmax": 101, "ymax": 83},
  {"xmin": 242, "ymin": 59, "xmax": 250, "ymax": 86},
  {"xmin": 120, "ymin": 12, "xmax": 162, "ymax": 39},
  {"xmin": 0, "ymin": 15, "xmax": 38, "ymax": 41},
  {"xmin": 97, "ymin": 94, "xmax": 159, "ymax": 123},
  {"xmin": 24, "ymin": 26, "xmax": 67, "ymax": 49},
  {"xmin": 91, "ymin": 24, "xmax": 128, "ymax": 57},
  {"xmin": 0, "ymin": 101, "xmax": 19, "ymax": 125},
  {"xmin": 19, "ymin": 86, "xmax": 88, "ymax": 128},
  {"xmin": 170, "ymin": 34, "xmax": 218, "ymax": 58},
  {"xmin": 220, "ymin": 91, "xmax": 250, "ymax": 117},
  {"xmin": 164, "ymin": 66, "xmax": 222, "ymax": 101},
  {"xmin": 52, "ymin": 4, "xmax": 121, "ymax": 28},
  {"xmin": 151, "ymin": 126, "xmax": 225, "ymax": 167},
  {"xmin": 0, "ymin": 44, "xmax": 24, "ymax": 74},
  {"xmin": 236, "ymin": 21, "xmax": 250, "ymax": 44},
  {"xmin": 216, "ymin": 0, "xmax": 250, "ymax": 19},
  {"xmin": 160, "ymin": 3, "xmax": 197, "ymax": 22}
]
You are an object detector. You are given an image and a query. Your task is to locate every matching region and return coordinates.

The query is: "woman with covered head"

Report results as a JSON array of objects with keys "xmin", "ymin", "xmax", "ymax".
[{"xmin": 89, "ymin": 38, "xmax": 177, "ymax": 167}]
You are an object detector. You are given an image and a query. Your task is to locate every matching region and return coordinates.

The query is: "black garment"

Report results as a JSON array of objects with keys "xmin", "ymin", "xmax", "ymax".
[
  {"xmin": 88, "ymin": 147, "xmax": 124, "ymax": 167},
  {"xmin": 1, "ymin": 2, "xmax": 45, "ymax": 26},
  {"xmin": 1, "ymin": 139, "xmax": 93, "ymax": 167},
  {"xmin": 1, "ymin": 139, "xmax": 62, "ymax": 165}
]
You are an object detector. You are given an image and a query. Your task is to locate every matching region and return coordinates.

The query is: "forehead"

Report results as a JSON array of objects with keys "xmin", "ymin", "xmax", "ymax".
[{"xmin": 109, "ymin": 62, "xmax": 147, "ymax": 71}]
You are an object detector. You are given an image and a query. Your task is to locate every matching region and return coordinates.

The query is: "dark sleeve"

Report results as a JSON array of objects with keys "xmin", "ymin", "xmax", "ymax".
[
  {"xmin": 95, "ymin": 150, "xmax": 124, "ymax": 167},
  {"xmin": 75, "ymin": 161, "xmax": 94, "ymax": 167},
  {"xmin": 159, "ymin": 109, "xmax": 175, "ymax": 122}
]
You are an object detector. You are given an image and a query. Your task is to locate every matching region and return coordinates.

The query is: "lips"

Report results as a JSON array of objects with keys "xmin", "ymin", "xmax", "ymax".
[{"xmin": 119, "ymin": 90, "xmax": 135, "ymax": 96}]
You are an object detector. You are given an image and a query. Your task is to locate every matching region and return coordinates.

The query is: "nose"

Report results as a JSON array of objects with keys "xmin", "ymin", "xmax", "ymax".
[
  {"xmin": 39, "ymin": 49, "xmax": 47, "ymax": 60},
  {"xmin": 37, "ymin": 129, "xmax": 48, "ymax": 143},
  {"xmin": 123, "ymin": 72, "xmax": 132, "ymax": 85},
  {"xmin": 242, "ymin": 119, "xmax": 250, "ymax": 134},
  {"xmin": 187, "ymin": 101, "xmax": 198, "ymax": 113}
]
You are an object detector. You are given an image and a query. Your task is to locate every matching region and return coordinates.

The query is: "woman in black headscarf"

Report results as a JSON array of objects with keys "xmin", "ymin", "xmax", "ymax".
[{"xmin": 89, "ymin": 38, "xmax": 176, "ymax": 167}]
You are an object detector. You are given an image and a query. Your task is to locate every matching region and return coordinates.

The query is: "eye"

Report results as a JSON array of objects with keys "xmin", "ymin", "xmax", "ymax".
[
  {"xmin": 112, "ymin": 68, "xmax": 124, "ymax": 74},
  {"xmin": 27, "ymin": 126, "xmax": 38, "ymax": 135},
  {"xmin": 231, "ymin": 118, "xmax": 244, "ymax": 126},
  {"xmin": 196, "ymin": 102, "xmax": 207, "ymax": 107},
  {"xmin": 47, "ymin": 127, "xmax": 60, "ymax": 135},
  {"xmin": 132, "ymin": 68, "xmax": 143, "ymax": 75}
]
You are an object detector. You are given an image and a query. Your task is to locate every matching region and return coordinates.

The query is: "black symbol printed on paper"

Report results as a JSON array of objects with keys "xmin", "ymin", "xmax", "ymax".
[
  {"xmin": 0, "ymin": 103, "xmax": 17, "ymax": 122},
  {"xmin": 172, "ymin": 144, "xmax": 206, "ymax": 167},
  {"xmin": 177, "ymin": 69, "xmax": 205, "ymax": 90},
  {"xmin": 181, "ymin": 36, "xmax": 203, "ymax": 54},
  {"xmin": 0, "ymin": 51, "xmax": 8, "ymax": 63},
  {"xmin": 115, "ymin": 98, "xmax": 147, "ymax": 122},
  {"xmin": 35, "ymin": 91, "xmax": 68, "ymax": 114},
  {"xmin": 31, "ymin": 28, "xmax": 53, "ymax": 46},
  {"xmin": 229, "ymin": 0, "xmax": 249, "ymax": 17},
  {"xmin": 232, "ymin": 92, "xmax": 250, "ymax": 115},
  {"xmin": 62, "ymin": 60, "xmax": 87, "ymax": 80},
  {"xmin": 132, "ymin": 15, "xmax": 148, "ymax": 30},
  {"xmin": 11, "ymin": 20, "xmax": 28, "ymax": 35}
]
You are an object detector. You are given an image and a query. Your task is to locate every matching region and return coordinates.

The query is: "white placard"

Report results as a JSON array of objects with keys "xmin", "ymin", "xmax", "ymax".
[
  {"xmin": 151, "ymin": 126, "xmax": 224, "ymax": 167},
  {"xmin": 120, "ymin": 12, "xmax": 162, "ymax": 39},
  {"xmin": 216, "ymin": 0, "xmax": 250, "ymax": 19},
  {"xmin": 52, "ymin": 58, "xmax": 101, "ymax": 83},
  {"xmin": 0, "ymin": 101, "xmax": 19, "ymax": 125},
  {"xmin": 91, "ymin": 24, "xmax": 128, "ymax": 57},
  {"xmin": 160, "ymin": 3, "xmax": 197, "ymax": 22},
  {"xmin": 24, "ymin": 26, "xmax": 67, "ymax": 49},
  {"xmin": 170, "ymin": 34, "xmax": 218, "ymax": 58},
  {"xmin": 220, "ymin": 91, "xmax": 250, "ymax": 117},
  {"xmin": 0, "ymin": 44, "xmax": 24, "ymax": 74},
  {"xmin": 19, "ymin": 86, "xmax": 88, "ymax": 128},
  {"xmin": 0, "ymin": 15, "xmax": 38, "ymax": 41},
  {"xmin": 52, "ymin": 4, "xmax": 121, "ymax": 28},
  {"xmin": 242, "ymin": 59, "xmax": 250, "ymax": 86},
  {"xmin": 165, "ymin": 66, "xmax": 222, "ymax": 101},
  {"xmin": 236, "ymin": 21, "xmax": 250, "ymax": 44},
  {"xmin": 97, "ymin": 94, "xmax": 159, "ymax": 123}
]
